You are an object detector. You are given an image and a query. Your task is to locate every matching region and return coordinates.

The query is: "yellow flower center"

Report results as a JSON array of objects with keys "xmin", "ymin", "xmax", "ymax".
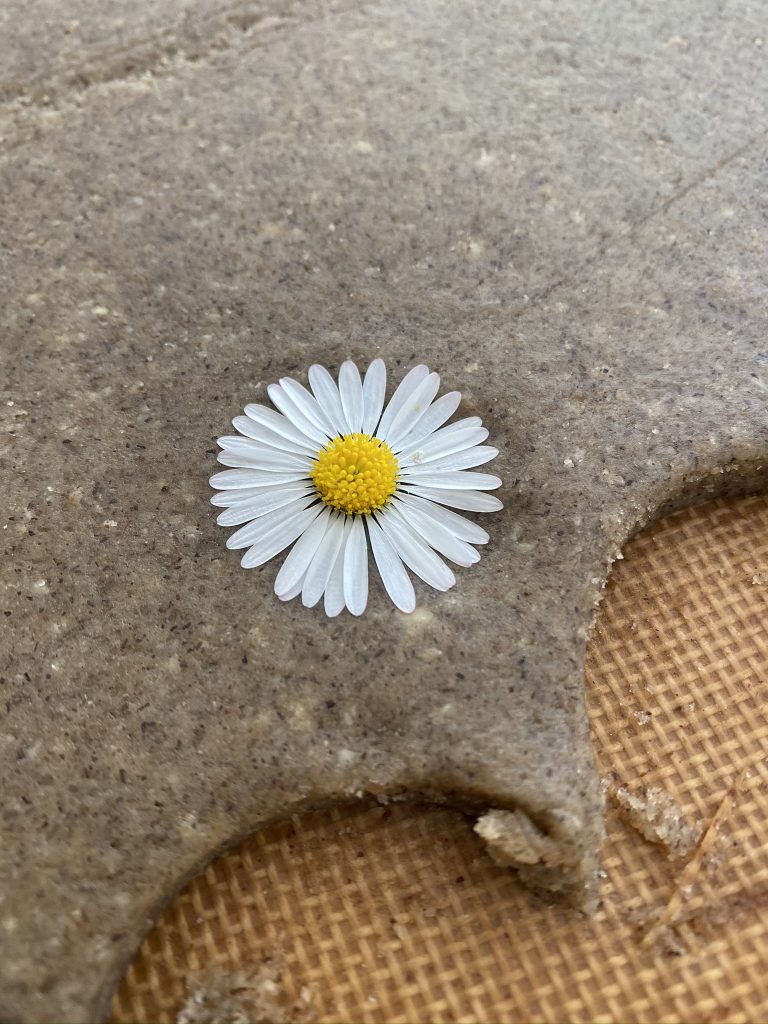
[{"xmin": 311, "ymin": 433, "xmax": 398, "ymax": 515}]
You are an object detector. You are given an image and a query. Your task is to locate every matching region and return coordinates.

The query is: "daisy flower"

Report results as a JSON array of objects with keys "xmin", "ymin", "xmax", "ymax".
[{"xmin": 210, "ymin": 360, "xmax": 502, "ymax": 616}]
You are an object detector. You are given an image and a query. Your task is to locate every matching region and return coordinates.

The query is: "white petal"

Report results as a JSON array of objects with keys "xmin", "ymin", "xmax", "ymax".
[
  {"xmin": 240, "ymin": 505, "xmax": 323, "ymax": 569},
  {"xmin": 384, "ymin": 372, "xmax": 441, "ymax": 446},
  {"xmin": 375, "ymin": 508, "xmax": 455, "ymax": 592},
  {"xmin": 280, "ymin": 377, "xmax": 338, "ymax": 438},
  {"xmin": 308, "ymin": 364, "xmax": 348, "ymax": 436},
  {"xmin": 216, "ymin": 450, "xmax": 312, "ymax": 471},
  {"xmin": 367, "ymin": 517, "xmax": 416, "ymax": 613},
  {"xmin": 338, "ymin": 361, "xmax": 364, "ymax": 433},
  {"xmin": 221, "ymin": 433, "xmax": 289, "ymax": 456},
  {"xmin": 361, "ymin": 358, "xmax": 387, "ymax": 435},
  {"xmin": 389, "ymin": 501, "xmax": 479, "ymax": 567},
  {"xmin": 302, "ymin": 513, "xmax": 346, "ymax": 607},
  {"xmin": 400, "ymin": 484, "xmax": 504, "ymax": 512},
  {"xmin": 217, "ymin": 452, "xmax": 264, "ymax": 470},
  {"xmin": 376, "ymin": 365, "xmax": 429, "ymax": 440},
  {"xmin": 343, "ymin": 515, "xmax": 368, "ymax": 616},
  {"xmin": 276, "ymin": 573, "xmax": 306, "ymax": 602},
  {"xmin": 399, "ymin": 469, "xmax": 501, "ymax": 490},
  {"xmin": 217, "ymin": 484, "xmax": 315, "ymax": 526},
  {"xmin": 400, "ymin": 426, "xmax": 489, "ymax": 467},
  {"xmin": 411, "ymin": 445, "xmax": 498, "ymax": 471},
  {"xmin": 210, "ymin": 476, "xmax": 308, "ymax": 504},
  {"xmin": 324, "ymin": 520, "xmax": 350, "ymax": 617},
  {"xmin": 244, "ymin": 403, "xmax": 319, "ymax": 451},
  {"xmin": 337, "ymin": 360, "xmax": 364, "ymax": 432},
  {"xmin": 391, "ymin": 391, "xmax": 461, "ymax": 454},
  {"xmin": 395, "ymin": 492, "xmax": 489, "ymax": 544},
  {"xmin": 214, "ymin": 446, "xmax": 311, "ymax": 472},
  {"xmin": 226, "ymin": 496, "xmax": 318, "ymax": 549},
  {"xmin": 395, "ymin": 416, "xmax": 483, "ymax": 459},
  {"xmin": 211, "ymin": 467, "xmax": 310, "ymax": 489},
  {"xmin": 274, "ymin": 506, "xmax": 332, "ymax": 598},
  {"xmin": 230, "ymin": 417, "xmax": 315, "ymax": 456},
  {"xmin": 268, "ymin": 383, "xmax": 330, "ymax": 446}
]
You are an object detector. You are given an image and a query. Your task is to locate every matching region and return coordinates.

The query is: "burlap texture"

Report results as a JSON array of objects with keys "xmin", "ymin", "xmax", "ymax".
[{"xmin": 112, "ymin": 495, "xmax": 768, "ymax": 1023}]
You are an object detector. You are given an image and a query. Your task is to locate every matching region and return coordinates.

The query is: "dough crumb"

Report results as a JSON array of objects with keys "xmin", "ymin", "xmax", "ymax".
[
  {"xmin": 474, "ymin": 806, "xmax": 600, "ymax": 911},
  {"xmin": 475, "ymin": 808, "xmax": 569, "ymax": 867},
  {"xmin": 177, "ymin": 958, "xmax": 314, "ymax": 1024},
  {"xmin": 606, "ymin": 779, "xmax": 701, "ymax": 858}
]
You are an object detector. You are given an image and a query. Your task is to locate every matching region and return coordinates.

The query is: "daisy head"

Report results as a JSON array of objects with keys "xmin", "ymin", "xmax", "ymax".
[{"xmin": 210, "ymin": 360, "xmax": 502, "ymax": 616}]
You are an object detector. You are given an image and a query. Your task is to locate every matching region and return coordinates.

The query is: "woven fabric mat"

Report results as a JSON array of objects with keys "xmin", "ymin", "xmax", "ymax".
[{"xmin": 111, "ymin": 496, "xmax": 768, "ymax": 1024}]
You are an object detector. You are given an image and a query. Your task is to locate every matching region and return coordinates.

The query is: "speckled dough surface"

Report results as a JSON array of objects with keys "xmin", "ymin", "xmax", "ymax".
[{"xmin": 1, "ymin": 1, "xmax": 768, "ymax": 1021}]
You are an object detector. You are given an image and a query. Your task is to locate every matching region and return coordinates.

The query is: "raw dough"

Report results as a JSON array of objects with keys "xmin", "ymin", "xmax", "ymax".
[{"xmin": 2, "ymin": 0, "xmax": 768, "ymax": 1020}]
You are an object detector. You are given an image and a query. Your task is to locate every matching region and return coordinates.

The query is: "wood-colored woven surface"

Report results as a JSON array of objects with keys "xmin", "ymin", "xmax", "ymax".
[{"xmin": 112, "ymin": 495, "xmax": 768, "ymax": 1023}]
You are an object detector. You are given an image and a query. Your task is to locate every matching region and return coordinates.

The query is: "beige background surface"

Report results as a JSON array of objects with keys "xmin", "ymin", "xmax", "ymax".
[{"xmin": 111, "ymin": 494, "xmax": 768, "ymax": 1023}]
